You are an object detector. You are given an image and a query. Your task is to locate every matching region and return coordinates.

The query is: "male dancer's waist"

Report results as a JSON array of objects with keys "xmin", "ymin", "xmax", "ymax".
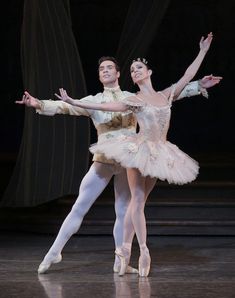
[
  {"xmin": 93, "ymin": 127, "xmax": 135, "ymax": 165},
  {"xmin": 92, "ymin": 153, "xmax": 118, "ymax": 165}
]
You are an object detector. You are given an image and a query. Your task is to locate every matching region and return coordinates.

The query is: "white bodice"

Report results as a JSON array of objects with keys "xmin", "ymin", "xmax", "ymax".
[{"xmin": 136, "ymin": 104, "xmax": 171, "ymax": 142}]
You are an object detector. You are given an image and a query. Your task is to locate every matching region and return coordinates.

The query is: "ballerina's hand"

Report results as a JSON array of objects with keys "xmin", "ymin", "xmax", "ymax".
[
  {"xmin": 200, "ymin": 32, "xmax": 213, "ymax": 53},
  {"xmin": 55, "ymin": 88, "xmax": 74, "ymax": 104}
]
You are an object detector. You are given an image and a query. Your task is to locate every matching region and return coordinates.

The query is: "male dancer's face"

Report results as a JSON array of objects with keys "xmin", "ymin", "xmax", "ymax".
[{"xmin": 98, "ymin": 60, "xmax": 120, "ymax": 88}]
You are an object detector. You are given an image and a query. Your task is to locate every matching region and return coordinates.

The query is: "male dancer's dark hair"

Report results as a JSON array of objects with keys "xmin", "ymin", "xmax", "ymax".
[{"xmin": 98, "ymin": 56, "xmax": 120, "ymax": 72}]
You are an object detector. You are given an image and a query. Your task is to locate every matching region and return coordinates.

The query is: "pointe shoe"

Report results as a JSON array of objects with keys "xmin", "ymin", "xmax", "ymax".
[
  {"xmin": 138, "ymin": 251, "xmax": 151, "ymax": 277},
  {"xmin": 115, "ymin": 248, "xmax": 131, "ymax": 276},
  {"xmin": 37, "ymin": 254, "xmax": 62, "ymax": 274},
  {"xmin": 126, "ymin": 266, "xmax": 138, "ymax": 274}
]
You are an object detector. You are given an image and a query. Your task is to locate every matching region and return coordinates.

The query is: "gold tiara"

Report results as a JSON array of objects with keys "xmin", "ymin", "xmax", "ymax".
[{"xmin": 132, "ymin": 58, "xmax": 148, "ymax": 65}]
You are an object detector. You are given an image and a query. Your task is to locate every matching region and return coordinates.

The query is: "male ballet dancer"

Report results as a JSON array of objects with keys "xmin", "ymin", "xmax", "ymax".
[{"xmin": 16, "ymin": 56, "xmax": 222, "ymax": 274}]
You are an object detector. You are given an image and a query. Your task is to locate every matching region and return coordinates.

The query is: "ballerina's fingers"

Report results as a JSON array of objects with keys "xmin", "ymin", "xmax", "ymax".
[{"xmin": 54, "ymin": 93, "xmax": 62, "ymax": 100}]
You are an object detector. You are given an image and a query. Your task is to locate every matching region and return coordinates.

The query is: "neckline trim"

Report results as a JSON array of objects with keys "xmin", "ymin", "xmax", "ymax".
[{"xmin": 104, "ymin": 86, "xmax": 121, "ymax": 92}]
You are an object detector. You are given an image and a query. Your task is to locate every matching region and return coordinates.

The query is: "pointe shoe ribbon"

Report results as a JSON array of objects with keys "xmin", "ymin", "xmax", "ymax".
[{"xmin": 38, "ymin": 254, "xmax": 62, "ymax": 274}]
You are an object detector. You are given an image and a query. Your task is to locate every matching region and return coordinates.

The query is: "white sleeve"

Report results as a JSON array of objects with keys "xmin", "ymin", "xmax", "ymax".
[
  {"xmin": 175, "ymin": 81, "xmax": 208, "ymax": 100},
  {"xmin": 36, "ymin": 95, "xmax": 94, "ymax": 117}
]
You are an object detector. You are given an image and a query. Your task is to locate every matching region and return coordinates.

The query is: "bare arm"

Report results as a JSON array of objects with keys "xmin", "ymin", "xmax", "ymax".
[
  {"xmin": 162, "ymin": 33, "xmax": 213, "ymax": 99},
  {"xmin": 55, "ymin": 88, "xmax": 128, "ymax": 112}
]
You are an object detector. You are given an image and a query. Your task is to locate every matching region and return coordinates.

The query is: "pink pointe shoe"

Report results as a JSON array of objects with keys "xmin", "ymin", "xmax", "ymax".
[
  {"xmin": 37, "ymin": 254, "xmax": 62, "ymax": 274},
  {"xmin": 115, "ymin": 248, "xmax": 133, "ymax": 276},
  {"xmin": 138, "ymin": 250, "xmax": 151, "ymax": 277}
]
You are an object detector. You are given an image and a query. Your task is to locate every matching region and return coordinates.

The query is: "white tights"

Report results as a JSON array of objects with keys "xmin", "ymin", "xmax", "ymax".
[{"xmin": 42, "ymin": 162, "xmax": 131, "ymax": 263}]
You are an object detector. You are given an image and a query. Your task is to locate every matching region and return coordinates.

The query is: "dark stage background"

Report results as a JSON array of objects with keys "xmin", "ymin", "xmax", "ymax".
[{"xmin": 1, "ymin": 0, "xmax": 235, "ymax": 207}]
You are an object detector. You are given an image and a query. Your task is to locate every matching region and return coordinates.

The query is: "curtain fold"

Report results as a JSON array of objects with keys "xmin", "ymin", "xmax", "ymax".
[
  {"xmin": 1, "ymin": 0, "xmax": 90, "ymax": 207},
  {"xmin": 116, "ymin": 0, "xmax": 171, "ymax": 90},
  {"xmin": 1, "ymin": 0, "xmax": 171, "ymax": 207}
]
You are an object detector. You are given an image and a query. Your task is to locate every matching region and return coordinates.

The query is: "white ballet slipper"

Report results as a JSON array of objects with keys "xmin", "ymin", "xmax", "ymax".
[
  {"xmin": 113, "ymin": 264, "xmax": 138, "ymax": 274},
  {"xmin": 115, "ymin": 248, "xmax": 133, "ymax": 276},
  {"xmin": 126, "ymin": 266, "xmax": 138, "ymax": 274},
  {"xmin": 37, "ymin": 254, "xmax": 62, "ymax": 274}
]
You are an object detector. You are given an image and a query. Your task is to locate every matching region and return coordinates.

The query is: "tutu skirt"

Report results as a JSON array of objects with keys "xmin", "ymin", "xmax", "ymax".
[{"xmin": 90, "ymin": 134, "xmax": 199, "ymax": 185}]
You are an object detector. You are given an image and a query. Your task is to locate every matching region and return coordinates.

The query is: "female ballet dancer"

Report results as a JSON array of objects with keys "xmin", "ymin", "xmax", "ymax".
[{"xmin": 56, "ymin": 32, "xmax": 213, "ymax": 276}]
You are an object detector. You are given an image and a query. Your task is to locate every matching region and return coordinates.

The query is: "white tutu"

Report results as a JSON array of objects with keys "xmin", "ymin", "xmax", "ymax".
[
  {"xmin": 90, "ymin": 133, "xmax": 199, "ymax": 184},
  {"xmin": 90, "ymin": 94, "xmax": 199, "ymax": 185}
]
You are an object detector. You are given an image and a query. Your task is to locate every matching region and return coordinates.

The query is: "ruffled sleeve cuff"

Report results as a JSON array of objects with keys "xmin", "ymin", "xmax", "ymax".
[{"xmin": 176, "ymin": 81, "xmax": 208, "ymax": 100}]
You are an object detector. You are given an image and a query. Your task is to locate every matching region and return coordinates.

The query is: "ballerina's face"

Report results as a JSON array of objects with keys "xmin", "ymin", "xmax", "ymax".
[
  {"xmin": 99, "ymin": 60, "xmax": 120, "ymax": 86},
  {"xmin": 130, "ymin": 61, "xmax": 151, "ymax": 84}
]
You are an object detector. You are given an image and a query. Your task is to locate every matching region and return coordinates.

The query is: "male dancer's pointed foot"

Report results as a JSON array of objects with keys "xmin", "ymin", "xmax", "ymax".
[
  {"xmin": 113, "ymin": 264, "xmax": 138, "ymax": 274},
  {"xmin": 38, "ymin": 254, "xmax": 62, "ymax": 274},
  {"xmin": 125, "ymin": 266, "xmax": 138, "ymax": 274},
  {"xmin": 138, "ymin": 251, "xmax": 151, "ymax": 277}
]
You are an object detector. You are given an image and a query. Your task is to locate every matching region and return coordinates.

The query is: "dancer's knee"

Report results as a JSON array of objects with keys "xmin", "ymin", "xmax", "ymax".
[
  {"xmin": 115, "ymin": 197, "xmax": 130, "ymax": 220},
  {"xmin": 131, "ymin": 196, "xmax": 145, "ymax": 213},
  {"xmin": 70, "ymin": 200, "xmax": 90, "ymax": 218},
  {"xmin": 115, "ymin": 206, "xmax": 126, "ymax": 221}
]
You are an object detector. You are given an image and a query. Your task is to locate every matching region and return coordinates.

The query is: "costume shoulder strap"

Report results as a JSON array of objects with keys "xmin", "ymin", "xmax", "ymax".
[{"xmin": 168, "ymin": 84, "xmax": 176, "ymax": 104}]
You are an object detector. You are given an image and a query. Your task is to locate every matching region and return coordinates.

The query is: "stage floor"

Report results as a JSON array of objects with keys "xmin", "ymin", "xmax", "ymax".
[{"xmin": 0, "ymin": 232, "xmax": 235, "ymax": 298}]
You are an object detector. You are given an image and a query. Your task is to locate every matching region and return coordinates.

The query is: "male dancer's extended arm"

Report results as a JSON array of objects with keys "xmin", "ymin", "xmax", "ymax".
[
  {"xmin": 15, "ymin": 91, "xmax": 92, "ymax": 117},
  {"xmin": 176, "ymin": 75, "xmax": 222, "ymax": 100}
]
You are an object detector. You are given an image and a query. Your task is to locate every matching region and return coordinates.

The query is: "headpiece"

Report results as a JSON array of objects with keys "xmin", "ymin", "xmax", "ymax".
[{"xmin": 132, "ymin": 58, "xmax": 148, "ymax": 65}]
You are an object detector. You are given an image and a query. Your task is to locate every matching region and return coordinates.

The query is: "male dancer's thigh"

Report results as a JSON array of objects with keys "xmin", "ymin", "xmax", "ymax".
[
  {"xmin": 72, "ymin": 161, "xmax": 114, "ymax": 214},
  {"xmin": 41, "ymin": 162, "xmax": 115, "ymax": 256}
]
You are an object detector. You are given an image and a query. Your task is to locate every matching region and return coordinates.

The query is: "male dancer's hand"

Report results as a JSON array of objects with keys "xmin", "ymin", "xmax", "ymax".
[
  {"xmin": 15, "ymin": 91, "xmax": 42, "ymax": 109},
  {"xmin": 199, "ymin": 75, "xmax": 223, "ymax": 89}
]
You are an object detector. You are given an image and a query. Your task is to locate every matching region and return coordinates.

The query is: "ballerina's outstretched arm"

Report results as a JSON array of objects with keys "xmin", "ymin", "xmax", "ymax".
[
  {"xmin": 55, "ymin": 88, "xmax": 129, "ymax": 112},
  {"xmin": 161, "ymin": 32, "xmax": 214, "ymax": 100}
]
